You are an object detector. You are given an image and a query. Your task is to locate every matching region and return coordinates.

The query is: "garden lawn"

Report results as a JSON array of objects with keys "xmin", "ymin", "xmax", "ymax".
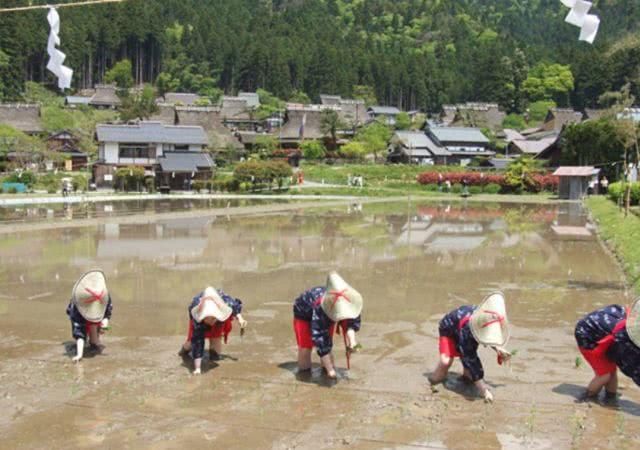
[{"xmin": 586, "ymin": 196, "xmax": 640, "ymax": 294}]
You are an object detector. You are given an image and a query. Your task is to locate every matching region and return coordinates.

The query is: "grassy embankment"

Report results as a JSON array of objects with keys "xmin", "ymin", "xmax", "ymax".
[{"xmin": 586, "ymin": 196, "xmax": 640, "ymax": 294}]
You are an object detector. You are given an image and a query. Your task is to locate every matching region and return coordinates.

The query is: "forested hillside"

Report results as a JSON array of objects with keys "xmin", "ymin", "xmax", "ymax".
[{"xmin": 0, "ymin": 0, "xmax": 639, "ymax": 112}]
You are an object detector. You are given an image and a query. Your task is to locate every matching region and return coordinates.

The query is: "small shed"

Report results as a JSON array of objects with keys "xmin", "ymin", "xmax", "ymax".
[{"xmin": 553, "ymin": 166, "xmax": 600, "ymax": 200}]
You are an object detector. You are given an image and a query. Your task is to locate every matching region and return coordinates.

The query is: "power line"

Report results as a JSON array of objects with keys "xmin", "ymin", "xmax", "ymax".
[{"xmin": 0, "ymin": 0, "xmax": 125, "ymax": 13}]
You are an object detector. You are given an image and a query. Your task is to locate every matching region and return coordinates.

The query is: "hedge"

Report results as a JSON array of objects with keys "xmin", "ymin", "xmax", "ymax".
[{"xmin": 417, "ymin": 171, "xmax": 558, "ymax": 193}]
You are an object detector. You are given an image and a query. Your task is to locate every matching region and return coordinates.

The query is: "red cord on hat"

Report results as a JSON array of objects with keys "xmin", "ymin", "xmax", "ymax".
[
  {"xmin": 84, "ymin": 287, "xmax": 105, "ymax": 304},
  {"xmin": 481, "ymin": 309, "xmax": 505, "ymax": 328},
  {"xmin": 328, "ymin": 289, "xmax": 351, "ymax": 310}
]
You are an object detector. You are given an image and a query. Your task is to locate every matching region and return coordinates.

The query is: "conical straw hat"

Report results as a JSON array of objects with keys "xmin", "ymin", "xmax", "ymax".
[
  {"xmin": 469, "ymin": 292, "xmax": 509, "ymax": 347},
  {"xmin": 321, "ymin": 272, "xmax": 363, "ymax": 322},
  {"xmin": 626, "ymin": 298, "xmax": 640, "ymax": 347},
  {"xmin": 191, "ymin": 287, "xmax": 233, "ymax": 323},
  {"xmin": 72, "ymin": 270, "xmax": 109, "ymax": 322}
]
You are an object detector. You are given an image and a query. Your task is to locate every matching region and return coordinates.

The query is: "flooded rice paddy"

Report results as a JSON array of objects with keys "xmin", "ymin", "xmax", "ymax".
[{"xmin": 0, "ymin": 199, "xmax": 638, "ymax": 449}]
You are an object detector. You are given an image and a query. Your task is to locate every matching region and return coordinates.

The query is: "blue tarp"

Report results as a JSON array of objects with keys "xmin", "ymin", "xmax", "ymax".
[{"xmin": 2, "ymin": 182, "xmax": 27, "ymax": 193}]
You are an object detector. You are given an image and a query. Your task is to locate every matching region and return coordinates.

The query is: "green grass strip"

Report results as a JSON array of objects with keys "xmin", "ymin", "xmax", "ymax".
[{"xmin": 586, "ymin": 196, "xmax": 640, "ymax": 293}]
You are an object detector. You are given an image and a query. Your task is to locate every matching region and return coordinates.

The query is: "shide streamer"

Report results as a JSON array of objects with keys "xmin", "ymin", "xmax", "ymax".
[
  {"xmin": 46, "ymin": 8, "xmax": 73, "ymax": 91},
  {"xmin": 560, "ymin": 0, "xmax": 601, "ymax": 44}
]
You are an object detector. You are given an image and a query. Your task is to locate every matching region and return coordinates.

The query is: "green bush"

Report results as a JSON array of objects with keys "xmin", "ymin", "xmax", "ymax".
[
  {"xmin": 234, "ymin": 160, "xmax": 292, "ymax": 190},
  {"xmin": 469, "ymin": 186, "xmax": 482, "ymax": 195},
  {"xmin": 424, "ymin": 183, "xmax": 438, "ymax": 191},
  {"xmin": 5, "ymin": 170, "xmax": 36, "ymax": 187},
  {"xmin": 528, "ymin": 100, "xmax": 556, "ymax": 123},
  {"xmin": 607, "ymin": 182, "xmax": 640, "ymax": 205},
  {"xmin": 8, "ymin": 186, "xmax": 18, "ymax": 194},
  {"xmin": 451, "ymin": 183, "xmax": 463, "ymax": 193},
  {"xmin": 483, "ymin": 183, "xmax": 501, "ymax": 194},
  {"xmin": 502, "ymin": 113, "xmax": 526, "ymax": 130},
  {"xmin": 338, "ymin": 141, "xmax": 367, "ymax": 160},
  {"xmin": 192, "ymin": 180, "xmax": 206, "ymax": 192},
  {"xmin": 72, "ymin": 175, "xmax": 87, "ymax": 193},
  {"xmin": 145, "ymin": 177, "xmax": 156, "ymax": 193},
  {"xmin": 301, "ymin": 141, "xmax": 326, "ymax": 160},
  {"xmin": 47, "ymin": 186, "xmax": 57, "ymax": 194},
  {"xmin": 115, "ymin": 166, "xmax": 145, "ymax": 192}
]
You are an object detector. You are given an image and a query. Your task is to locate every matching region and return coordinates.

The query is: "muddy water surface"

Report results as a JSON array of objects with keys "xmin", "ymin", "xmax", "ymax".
[{"xmin": 0, "ymin": 200, "xmax": 638, "ymax": 449}]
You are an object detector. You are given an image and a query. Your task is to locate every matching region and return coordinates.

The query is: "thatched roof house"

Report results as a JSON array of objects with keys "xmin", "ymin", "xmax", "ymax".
[
  {"xmin": 220, "ymin": 96, "xmax": 251, "ymax": 121},
  {"xmin": 89, "ymin": 84, "xmax": 121, "ymax": 108},
  {"xmin": 279, "ymin": 104, "xmax": 334, "ymax": 143},
  {"xmin": 0, "ymin": 103, "xmax": 43, "ymax": 134},
  {"xmin": 238, "ymin": 92, "xmax": 260, "ymax": 108},
  {"xmin": 148, "ymin": 104, "xmax": 177, "ymax": 125},
  {"xmin": 441, "ymin": 103, "xmax": 505, "ymax": 131},
  {"xmin": 320, "ymin": 95, "xmax": 367, "ymax": 128},
  {"xmin": 175, "ymin": 106, "xmax": 243, "ymax": 150},
  {"xmin": 163, "ymin": 93, "xmax": 201, "ymax": 106},
  {"xmin": 541, "ymin": 108, "xmax": 582, "ymax": 132}
]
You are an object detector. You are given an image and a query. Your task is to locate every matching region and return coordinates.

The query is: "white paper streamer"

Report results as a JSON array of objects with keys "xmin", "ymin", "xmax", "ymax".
[
  {"xmin": 565, "ymin": 0, "xmax": 592, "ymax": 27},
  {"xmin": 560, "ymin": 0, "xmax": 599, "ymax": 44},
  {"xmin": 579, "ymin": 14, "xmax": 600, "ymax": 44},
  {"xmin": 47, "ymin": 8, "xmax": 73, "ymax": 90}
]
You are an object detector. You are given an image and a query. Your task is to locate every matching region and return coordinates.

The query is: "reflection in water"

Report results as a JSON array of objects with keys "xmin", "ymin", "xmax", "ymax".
[
  {"xmin": 0, "ymin": 198, "xmax": 280, "ymax": 225},
  {"xmin": 0, "ymin": 200, "xmax": 623, "ymax": 332}
]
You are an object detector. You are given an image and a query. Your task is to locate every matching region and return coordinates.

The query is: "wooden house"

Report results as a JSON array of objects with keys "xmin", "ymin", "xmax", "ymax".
[
  {"xmin": 427, "ymin": 126, "xmax": 493, "ymax": 166},
  {"xmin": 94, "ymin": 121, "xmax": 213, "ymax": 189},
  {"xmin": 46, "ymin": 130, "xmax": 88, "ymax": 170},
  {"xmin": 388, "ymin": 131, "xmax": 450, "ymax": 165}
]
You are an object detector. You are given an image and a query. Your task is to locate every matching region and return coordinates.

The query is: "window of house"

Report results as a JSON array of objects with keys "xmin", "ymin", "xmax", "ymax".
[
  {"xmin": 119, "ymin": 144, "xmax": 154, "ymax": 159},
  {"xmin": 174, "ymin": 145, "xmax": 189, "ymax": 151}
]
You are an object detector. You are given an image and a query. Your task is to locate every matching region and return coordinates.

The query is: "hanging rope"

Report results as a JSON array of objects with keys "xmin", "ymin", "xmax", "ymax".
[{"xmin": 0, "ymin": 0, "xmax": 125, "ymax": 13}]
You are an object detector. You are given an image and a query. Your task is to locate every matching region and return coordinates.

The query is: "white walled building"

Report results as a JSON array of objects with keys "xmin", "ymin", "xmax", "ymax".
[{"xmin": 94, "ymin": 121, "xmax": 213, "ymax": 189}]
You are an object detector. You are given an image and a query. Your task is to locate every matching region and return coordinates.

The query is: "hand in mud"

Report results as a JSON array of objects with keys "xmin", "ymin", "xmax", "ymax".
[
  {"xmin": 192, "ymin": 368, "xmax": 201, "ymax": 375},
  {"xmin": 326, "ymin": 369, "xmax": 337, "ymax": 379},
  {"xmin": 100, "ymin": 319, "xmax": 110, "ymax": 333},
  {"xmin": 483, "ymin": 390, "xmax": 494, "ymax": 403},
  {"xmin": 72, "ymin": 355, "xmax": 82, "ymax": 363}
]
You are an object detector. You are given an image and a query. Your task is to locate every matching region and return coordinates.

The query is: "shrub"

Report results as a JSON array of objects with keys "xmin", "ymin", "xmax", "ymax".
[
  {"xmin": 502, "ymin": 113, "xmax": 526, "ymax": 130},
  {"xmin": 608, "ymin": 182, "xmax": 624, "ymax": 203},
  {"xmin": 192, "ymin": 180, "xmax": 206, "ymax": 192},
  {"xmin": 145, "ymin": 177, "xmax": 156, "ymax": 193},
  {"xmin": 234, "ymin": 160, "xmax": 292, "ymax": 190},
  {"xmin": 115, "ymin": 166, "xmax": 145, "ymax": 192},
  {"xmin": 301, "ymin": 141, "xmax": 326, "ymax": 160},
  {"xmin": 609, "ymin": 182, "xmax": 640, "ymax": 205},
  {"xmin": 8, "ymin": 186, "xmax": 18, "ymax": 194},
  {"xmin": 469, "ymin": 186, "xmax": 482, "ymax": 195},
  {"xmin": 528, "ymin": 100, "xmax": 556, "ymax": 122},
  {"xmin": 72, "ymin": 175, "xmax": 87, "ymax": 192},
  {"xmin": 483, "ymin": 183, "xmax": 501, "ymax": 194},
  {"xmin": 451, "ymin": 183, "xmax": 463, "ymax": 193},
  {"xmin": 47, "ymin": 186, "xmax": 57, "ymax": 194},
  {"xmin": 417, "ymin": 172, "xmax": 505, "ymax": 187},
  {"xmin": 338, "ymin": 141, "xmax": 367, "ymax": 160},
  {"xmin": 5, "ymin": 170, "xmax": 36, "ymax": 187},
  {"xmin": 424, "ymin": 183, "xmax": 438, "ymax": 191}
]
